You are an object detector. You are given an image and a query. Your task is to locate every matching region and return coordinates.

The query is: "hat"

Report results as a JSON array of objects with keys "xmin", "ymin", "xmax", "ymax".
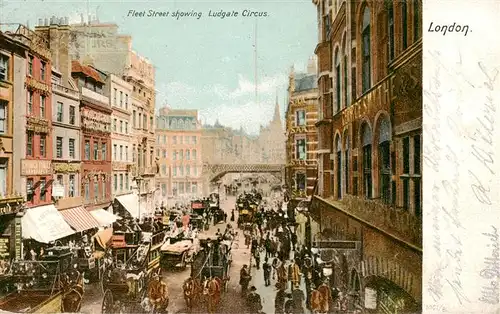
[{"xmin": 250, "ymin": 286, "xmax": 257, "ymax": 291}]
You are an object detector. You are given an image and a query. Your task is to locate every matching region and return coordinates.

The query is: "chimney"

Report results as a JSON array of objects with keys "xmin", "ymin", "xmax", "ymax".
[
  {"xmin": 65, "ymin": 17, "xmax": 69, "ymax": 25},
  {"xmin": 44, "ymin": 18, "xmax": 48, "ymax": 26},
  {"xmin": 38, "ymin": 18, "xmax": 43, "ymax": 26}
]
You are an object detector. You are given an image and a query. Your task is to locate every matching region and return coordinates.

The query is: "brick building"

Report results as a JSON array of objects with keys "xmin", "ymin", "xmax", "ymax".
[
  {"xmin": 71, "ymin": 61, "xmax": 112, "ymax": 212},
  {"xmin": 309, "ymin": 0, "xmax": 422, "ymax": 312},
  {"xmin": 156, "ymin": 107, "xmax": 203, "ymax": 201},
  {"xmin": 285, "ymin": 59, "xmax": 319, "ymax": 203}
]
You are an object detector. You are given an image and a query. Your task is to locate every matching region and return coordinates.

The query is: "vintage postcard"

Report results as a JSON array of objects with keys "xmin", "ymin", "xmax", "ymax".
[{"xmin": 0, "ymin": 0, "xmax": 489, "ymax": 313}]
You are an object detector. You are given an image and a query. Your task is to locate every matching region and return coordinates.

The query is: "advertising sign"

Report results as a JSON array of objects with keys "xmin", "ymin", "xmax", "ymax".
[
  {"xmin": 52, "ymin": 184, "xmax": 64, "ymax": 197},
  {"xmin": 365, "ymin": 287, "xmax": 377, "ymax": 309}
]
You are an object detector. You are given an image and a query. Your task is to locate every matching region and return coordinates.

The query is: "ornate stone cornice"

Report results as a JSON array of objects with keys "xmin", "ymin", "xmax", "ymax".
[
  {"xmin": 52, "ymin": 162, "xmax": 81, "ymax": 173},
  {"xmin": 25, "ymin": 76, "xmax": 50, "ymax": 95},
  {"xmin": 26, "ymin": 115, "xmax": 50, "ymax": 133}
]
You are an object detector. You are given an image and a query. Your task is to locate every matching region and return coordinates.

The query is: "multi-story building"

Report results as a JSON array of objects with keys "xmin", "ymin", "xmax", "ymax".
[
  {"xmin": 310, "ymin": 0, "xmax": 422, "ymax": 312},
  {"xmin": 71, "ymin": 61, "xmax": 112, "ymax": 212},
  {"xmin": 107, "ymin": 74, "xmax": 133, "ymax": 197},
  {"xmin": 156, "ymin": 107, "xmax": 202, "ymax": 200},
  {"xmin": 6, "ymin": 25, "xmax": 55, "ymax": 210},
  {"xmin": 0, "ymin": 31, "xmax": 29, "ymax": 260},
  {"xmin": 285, "ymin": 59, "xmax": 319, "ymax": 203}
]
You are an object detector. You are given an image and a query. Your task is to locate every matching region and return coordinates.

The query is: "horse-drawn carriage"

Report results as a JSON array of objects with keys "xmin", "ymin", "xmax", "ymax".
[
  {"xmin": 0, "ymin": 259, "xmax": 84, "ymax": 313},
  {"xmin": 182, "ymin": 238, "xmax": 231, "ymax": 314},
  {"xmin": 102, "ymin": 239, "xmax": 169, "ymax": 314},
  {"xmin": 160, "ymin": 229, "xmax": 200, "ymax": 270},
  {"xmin": 236, "ymin": 193, "xmax": 261, "ymax": 227}
]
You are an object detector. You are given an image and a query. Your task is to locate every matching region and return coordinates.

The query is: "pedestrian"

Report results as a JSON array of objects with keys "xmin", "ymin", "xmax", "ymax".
[
  {"xmin": 275, "ymin": 283, "xmax": 287, "ymax": 314},
  {"xmin": 265, "ymin": 234, "xmax": 272, "ymax": 259},
  {"xmin": 251, "ymin": 237, "xmax": 258, "ymax": 256},
  {"xmin": 263, "ymin": 258, "xmax": 272, "ymax": 286},
  {"xmin": 215, "ymin": 228, "xmax": 222, "ymax": 239},
  {"xmin": 289, "ymin": 259, "xmax": 302, "ymax": 291},
  {"xmin": 291, "ymin": 286, "xmax": 305, "ymax": 314},
  {"xmin": 224, "ymin": 212, "xmax": 227, "ymax": 223},
  {"xmin": 254, "ymin": 250, "xmax": 261, "ymax": 270},
  {"xmin": 230, "ymin": 209, "xmax": 235, "ymax": 222},
  {"xmin": 246, "ymin": 286, "xmax": 263, "ymax": 314},
  {"xmin": 284, "ymin": 294, "xmax": 294, "ymax": 314},
  {"xmin": 272, "ymin": 257, "xmax": 279, "ymax": 280},
  {"xmin": 239, "ymin": 265, "xmax": 252, "ymax": 295}
]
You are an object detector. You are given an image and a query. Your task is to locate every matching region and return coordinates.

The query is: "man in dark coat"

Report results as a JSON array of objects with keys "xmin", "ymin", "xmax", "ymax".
[
  {"xmin": 239, "ymin": 265, "xmax": 251, "ymax": 295},
  {"xmin": 263, "ymin": 257, "xmax": 271, "ymax": 286},
  {"xmin": 246, "ymin": 286, "xmax": 263, "ymax": 314},
  {"xmin": 275, "ymin": 283, "xmax": 287, "ymax": 314},
  {"xmin": 265, "ymin": 234, "xmax": 273, "ymax": 259}
]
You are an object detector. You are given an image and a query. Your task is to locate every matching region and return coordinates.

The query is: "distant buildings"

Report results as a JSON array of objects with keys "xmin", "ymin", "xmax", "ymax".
[
  {"xmin": 155, "ymin": 107, "xmax": 203, "ymax": 202},
  {"xmin": 284, "ymin": 58, "xmax": 319, "ymax": 203}
]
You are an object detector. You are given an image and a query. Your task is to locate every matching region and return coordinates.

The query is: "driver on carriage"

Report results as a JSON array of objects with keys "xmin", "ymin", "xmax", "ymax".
[{"xmin": 148, "ymin": 273, "xmax": 169, "ymax": 312}]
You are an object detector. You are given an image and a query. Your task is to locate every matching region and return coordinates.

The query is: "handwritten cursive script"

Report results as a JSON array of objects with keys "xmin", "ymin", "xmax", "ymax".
[{"xmin": 479, "ymin": 226, "xmax": 500, "ymax": 305}]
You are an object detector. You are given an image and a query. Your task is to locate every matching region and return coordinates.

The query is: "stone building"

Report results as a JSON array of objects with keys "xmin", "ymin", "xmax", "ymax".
[
  {"xmin": 310, "ymin": 0, "xmax": 422, "ymax": 312},
  {"xmin": 156, "ymin": 107, "xmax": 203, "ymax": 202},
  {"xmin": 106, "ymin": 74, "xmax": 133, "ymax": 198},
  {"xmin": 285, "ymin": 59, "xmax": 319, "ymax": 203},
  {"xmin": 258, "ymin": 100, "xmax": 286, "ymax": 164},
  {"xmin": 71, "ymin": 61, "xmax": 112, "ymax": 212}
]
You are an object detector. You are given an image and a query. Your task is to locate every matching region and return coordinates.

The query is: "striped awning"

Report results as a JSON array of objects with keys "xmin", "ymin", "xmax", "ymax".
[{"xmin": 60, "ymin": 206, "xmax": 101, "ymax": 232}]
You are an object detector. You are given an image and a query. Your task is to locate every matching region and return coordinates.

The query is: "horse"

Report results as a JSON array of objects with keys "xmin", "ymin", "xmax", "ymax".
[
  {"xmin": 61, "ymin": 272, "xmax": 85, "ymax": 313},
  {"xmin": 182, "ymin": 276, "xmax": 202, "ymax": 310},
  {"xmin": 203, "ymin": 277, "xmax": 222, "ymax": 314}
]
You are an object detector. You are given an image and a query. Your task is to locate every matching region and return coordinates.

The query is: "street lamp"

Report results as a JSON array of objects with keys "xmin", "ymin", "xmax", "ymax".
[{"xmin": 134, "ymin": 176, "xmax": 143, "ymax": 221}]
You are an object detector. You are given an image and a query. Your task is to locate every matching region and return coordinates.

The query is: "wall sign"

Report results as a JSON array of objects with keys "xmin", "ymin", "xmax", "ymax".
[{"xmin": 365, "ymin": 287, "xmax": 377, "ymax": 310}]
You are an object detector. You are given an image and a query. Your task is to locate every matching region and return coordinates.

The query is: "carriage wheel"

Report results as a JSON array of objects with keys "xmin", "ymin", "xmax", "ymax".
[
  {"xmin": 180, "ymin": 252, "xmax": 187, "ymax": 269},
  {"xmin": 101, "ymin": 289, "xmax": 114, "ymax": 314}
]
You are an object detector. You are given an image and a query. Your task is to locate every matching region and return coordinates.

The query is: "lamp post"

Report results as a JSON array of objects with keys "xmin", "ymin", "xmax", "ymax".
[{"xmin": 134, "ymin": 176, "xmax": 143, "ymax": 221}]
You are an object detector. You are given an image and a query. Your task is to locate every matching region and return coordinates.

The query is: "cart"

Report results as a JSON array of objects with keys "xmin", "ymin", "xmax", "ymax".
[
  {"xmin": 160, "ymin": 231, "xmax": 199, "ymax": 270},
  {"xmin": 190, "ymin": 239, "xmax": 231, "ymax": 292}
]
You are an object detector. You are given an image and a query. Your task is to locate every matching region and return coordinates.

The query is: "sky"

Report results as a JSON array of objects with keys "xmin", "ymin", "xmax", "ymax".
[{"xmin": 1, "ymin": 0, "xmax": 317, "ymax": 134}]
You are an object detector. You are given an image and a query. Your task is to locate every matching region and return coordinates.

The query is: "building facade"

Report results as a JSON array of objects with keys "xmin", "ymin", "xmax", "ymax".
[
  {"xmin": 107, "ymin": 74, "xmax": 133, "ymax": 198},
  {"xmin": 285, "ymin": 60, "xmax": 319, "ymax": 202},
  {"xmin": 310, "ymin": 0, "xmax": 422, "ymax": 312},
  {"xmin": 156, "ymin": 107, "xmax": 202, "ymax": 201},
  {"xmin": 71, "ymin": 61, "xmax": 112, "ymax": 212},
  {"xmin": 258, "ymin": 100, "xmax": 286, "ymax": 164}
]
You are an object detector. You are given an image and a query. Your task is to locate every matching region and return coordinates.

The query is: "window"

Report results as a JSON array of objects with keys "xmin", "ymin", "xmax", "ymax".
[
  {"xmin": 69, "ymin": 138, "xmax": 75, "ymax": 158},
  {"xmin": 132, "ymin": 145, "xmax": 136, "ymax": 162},
  {"xmin": 163, "ymin": 150, "xmax": 167, "ymax": 158},
  {"xmin": 192, "ymin": 136, "xmax": 196, "ymax": 144},
  {"xmin": 101, "ymin": 142, "xmax": 107, "ymax": 160},
  {"xmin": 94, "ymin": 176, "xmax": 99, "ymax": 201},
  {"xmin": 27, "ymin": 178, "xmax": 34, "ymax": 202},
  {"xmin": 85, "ymin": 140, "xmax": 90, "ymax": 159},
  {"xmin": 173, "ymin": 150, "xmax": 177, "ymax": 161},
  {"xmin": 403, "ymin": 137, "xmax": 410, "ymax": 174},
  {"xmin": 69, "ymin": 174, "xmax": 75, "ymax": 197},
  {"xmin": 179, "ymin": 150, "xmax": 184, "ymax": 160},
  {"xmin": 414, "ymin": 0, "xmax": 420, "ymax": 41},
  {"xmin": 56, "ymin": 174, "xmax": 63, "ymax": 187},
  {"xmin": 113, "ymin": 88, "xmax": 117, "ymax": 105},
  {"xmin": 162, "ymin": 184, "xmax": 166, "ymax": 196},
  {"xmin": 28, "ymin": 91, "xmax": 33, "ymax": 114},
  {"xmin": 173, "ymin": 136, "xmax": 177, "ymax": 144},
  {"xmin": 388, "ymin": 3, "xmax": 395, "ymax": 61},
  {"xmin": 113, "ymin": 144, "xmax": 117, "ymax": 160},
  {"xmin": 120, "ymin": 121, "xmax": 123, "ymax": 133},
  {"xmin": 120, "ymin": 145, "xmax": 123, "ymax": 160},
  {"xmin": 335, "ymin": 50, "xmax": 341, "ymax": 111},
  {"xmin": 40, "ymin": 95, "xmax": 46, "ymax": 118},
  {"xmin": 143, "ymin": 114, "xmax": 147, "ymax": 130},
  {"xmin": 156, "ymin": 149, "xmax": 160, "ymax": 157},
  {"xmin": 101, "ymin": 175, "xmax": 106, "ymax": 198},
  {"xmin": 403, "ymin": 178, "xmax": 409, "ymax": 209},
  {"xmin": 133, "ymin": 111, "xmax": 136, "ymax": 127},
  {"xmin": 84, "ymin": 182, "xmax": 90, "ymax": 201},
  {"xmin": 361, "ymin": 7, "xmax": 371, "ymax": 93},
  {"xmin": 185, "ymin": 136, "xmax": 189, "ymax": 144},
  {"xmin": 150, "ymin": 117, "xmax": 153, "ymax": 130},
  {"xmin": 163, "ymin": 135, "xmax": 167, "ymax": 144},
  {"xmin": 180, "ymin": 165, "xmax": 184, "ymax": 176},
  {"xmin": 344, "ymin": 136, "xmax": 350, "ymax": 194},
  {"xmin": 69, "ymin": 105, "xmax": 75, "ymax": 125},
  {"xmin": 113, "ymin": 119, "xmax": 117, "ymax": 131},
  {"xmin": 40, "ymin": 177, "xmax": 47, "ymax": 201},
  {"xmin": 173, "ymin": 166, "xmax": 177, "ymax": 176},
  {"xmin": 0, "ymin": 101, "xmax": 6, "ymax": 134},
  {"xmin": 344, "ymin": 52, "xmax": 348, "ymax": 106},
  {"xmin": 296, "ymin": 110, "xmax": 306, "ymax": 126},
  {"xmin": 402, "ymin": 0, "xmax": 408, "ymax": 50},
  {"xmin": 28, "ymin": 55, "xmax": 33, "ymax": 76},
  {"xmin": 296, "ymin": 173, "xmax": 306, "ymax": 191},
  {"xmin": 186, "ymin": 165, "xmax": 190, "ymax": 176},
  {"xmin": 119, "ymin": 174, "xmax": 123, "ymax": 190},
  {"xmin": 125, "ymin": 146, "xmax": 128, "ymax": 161},
  {"xmin": 26, "ymin": 132, "xmax": 33, "ymax": 156},
  {"xmin": 186, "ymin": 150, "xmax": 190, "ymax": 160},
  {"xmin": 193, "ymin": 166, "xmax": 198, "ymax": 176},
  {"xmin": 40, "ymin": 61, "xmax": 46, "ymax": 80},
  {"xmin": 125, "ymin": 122, "xmax": 128, "ymax": 133},
  {"xmin": 114, "ymin": 174, "xmax": 118, "ymax": 191},
  {"xmin": 119, "ymin": 91, "xmax": 123, "ymax": 106},
  {"xmin": 125, "ymin": 174, "xmax": 129, "ymax": 190},
  {"xmin": 379, "ymin": 120, "xmax": 391, "ymax": 204},
  {"xmin": 414, "ymin": 135, "xmax": 421, "ymax": 174},
  {"xmin": 0, "ymin": 159, "xmax": 6, "ymax": 196},
  {"xmin": 296, "ymin": 138, "xmax": 306, "ymax": 160},
  {"xmin": 336, "ymin": 136, "xmax": 342, "ymax": 198},
  {"xmin": 362, "ymin": 123, "xmax": 372, "ymax": 198},
  {"xmin": 40, "ymin": 134, "xmax": 46, "ymax": 157},
  {"xmin": 162, "ymin": 165, "xmax": 167, "ymax": 175},
  {"xmin": 56, "ymin": 102, "xmax": 63, "ymax": 122},
  {"xmin": 56, "ymin": 137, "xmax": 63, "ymax": 158},
  {"xmin": 93, "ymin": 141, "xmax": 98, "ymax": 160},
  {"xmin": 414, "ymin": 178, "xmax": 421, "ymax": 217},
  {"xmin": 180, "ymin": 136, "xmax": 183, "ymax": 145},
  {"xmin": 192, "ymin": 149, "xmax": 197, "ymax": 160},
  {"xmin": 125, "ymin": 94, "xmax": 128, "ymax": 109}
]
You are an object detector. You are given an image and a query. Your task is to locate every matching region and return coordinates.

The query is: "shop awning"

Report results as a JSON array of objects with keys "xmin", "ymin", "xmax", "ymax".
[
  {"xmin": 22, "ymin": 205, "xmax": 75, "ymax": 243},
  {"xmin": 90, "ymin": 209, "xmax": 120, "ymax": 227},
  {"xmin": 94, "ymin": 228, "xmax": 113, "ymax": 249},
  {"xmin": 60, "ymin": 206, "xmax": 101, "ymax": 232},
  {"xmin": 116, "ymin": 194, "xmax": 151, "ymax": 218}
]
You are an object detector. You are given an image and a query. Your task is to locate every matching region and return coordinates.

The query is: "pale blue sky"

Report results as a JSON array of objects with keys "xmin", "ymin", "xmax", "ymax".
[{"xmin": 1, "ymin": 0, "xmax": 317, "ymax": 134}]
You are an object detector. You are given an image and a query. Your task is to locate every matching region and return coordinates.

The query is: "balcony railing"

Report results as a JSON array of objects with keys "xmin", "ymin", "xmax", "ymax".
[
  {"xmin": 52, "ymin": 83, "xmax": 79, "ymax": 99},
  {"xmin": 81, "ymin": 86, "xmax": 109, "ymax": 106},
  {"xmin": 320, "ymin": 194, "xmax": 422, "ymax": 248}
]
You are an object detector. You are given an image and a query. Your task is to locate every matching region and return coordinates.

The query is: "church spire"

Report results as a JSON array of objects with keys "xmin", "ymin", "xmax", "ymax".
[{"xmin": 273, "ymin": 92, "xmax": 280, "ymax": 122}]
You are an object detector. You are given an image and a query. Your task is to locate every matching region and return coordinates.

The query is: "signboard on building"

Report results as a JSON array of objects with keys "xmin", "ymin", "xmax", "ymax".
[
  {"xmin": 0, "ymin": 237, "xmax": 9, "ymax": 258},
  {"xmin": 312, "ymin": 240, "xmax": 358, "ymax": 250},
  {"xmin": 13, "ymin": 216, "xmax": 22, "ymax": 260},
  {"xmin": 52, "ymin": 184, "xmax": 64, "ymax": 197},
  {"xmin": 21, "ymin": 159, "xmax": 52, "ymax": 176},
  {"xmin": 364, "ymin": 288, "xmax": 377, "ymax": 309}
]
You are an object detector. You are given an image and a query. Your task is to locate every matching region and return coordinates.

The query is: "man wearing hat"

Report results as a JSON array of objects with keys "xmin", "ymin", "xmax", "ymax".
[
  {"xmin": 275, "ymin": 282, "xmax": 287, "ymax": 314},
  {"xmin": 239, "ymin": 264, "xmax": 252, "ymax": 295},
  {"xmin": 246, "ymin": 286, "xmax": 263, "ymax": 314},
  {"xmin": 148, "ymin": 272, "xmax": 169, "ymax": 313}
]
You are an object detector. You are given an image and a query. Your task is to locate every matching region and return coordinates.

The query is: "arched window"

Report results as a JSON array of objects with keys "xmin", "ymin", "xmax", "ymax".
[
  {"xmin": 402, "ymin": 0, "xmax": 408, "ymax": 49},
  {"xmin": 335, "ymin": 49, "xmax": 341, "ymax": 112},
  {"xmin": 361, "ymin": 6, "xmax": 371, "ymax": 93},
  {"xmin": 186, "ymin": 149, "xmax": 190, "ymax": 160},
  {"xmin": 342, "ymin": 35, "xmax": 348, "ymax": 107},
  {"xmin": 336, "ymin": 135, "xmax": 342, "ymax": 199},
  {"xmin": 171, "ymin": 119, "xmax": 177, "ymax": 129},
  {"xmin": 178, "ymin": 119, "xmax": 184, "ymax": 129},
  {"xmin": 192, "ymin": 149, "xmax": 197, "ymax": 160},
  {"xmin": 378, "ymin": 117, "xmax": 391, "ymax": 203},
  {"xmin": 388, "ymin": 1, "xmax": 395, "ymax": 61},
  {"xmin": 361, "ymin": 122, "xmax": 372, "ymax": 198},
  {"xmin": 344, "ymin": 133, "xmax": 350, "ymax": 194}
]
